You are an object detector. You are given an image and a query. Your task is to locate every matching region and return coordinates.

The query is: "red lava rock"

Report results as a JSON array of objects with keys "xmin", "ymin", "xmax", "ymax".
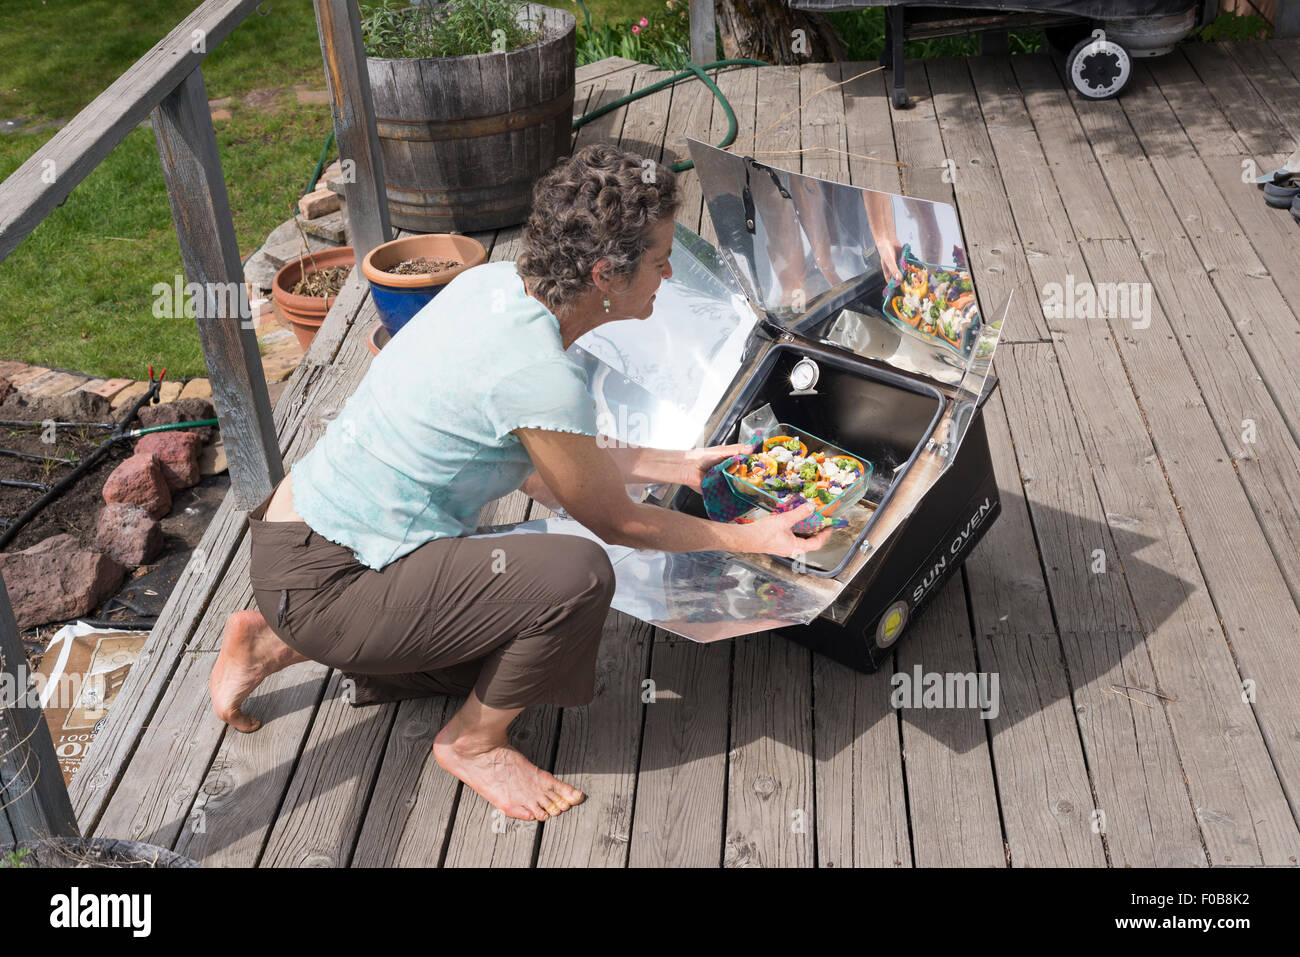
[
  {"xmin": 0, "ymin": 534, "xmax": 124, "ymax": 630},
  {"xmin": 136, "ymin": 398, "xmax": 217, "ymax": 443},
  {"xmin": 102, "ymin": 453, "xmax": 171, "ymax": 519},
  {"xmin": 95, "ymin": 502, "xmax": 163, "ymax": 567},
  {"xmin": 135, "ymin": 430, "xmax": 204, "ymax": 490}
]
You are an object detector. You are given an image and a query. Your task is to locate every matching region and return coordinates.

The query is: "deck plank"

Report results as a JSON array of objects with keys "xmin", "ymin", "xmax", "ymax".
[
  {"xmin": 1270, "ymin": 37, "xmax": 1300, "ymax": 81},
  {"xmin": 350, "ymin": 696, "xmax": 459, "ymax": 867},
  {"xmin": 1139, "ymin": 52, "xmax": 1248, "ymax": 157},
  {"xmin": 1058, "ymin": 72, "xmax": 1300, "ymax": 812},
  {"xmin": 1200, "ymin": 151, "xmax": 1300, "ymax": 315},
  {"xmin": 1179, "ymin": 43, "xmax": 1294, "ymax": 156},
  {"xmin": 960, "ymin": 343, "xmax": 1103, "ymax": 863},
  {"xmin": 1221, "ymin": 40, "xmax": 1300, "ymax": 141},
  {"xmin": 896, "ymin": 579, "xmax": 1006, "ymax": 866},
  {"xmin": 996, "ymin": 344, "xmax": 1208, "ymax": 866},
  {"xmin": 1029, "ymin": 57, "xmax": 1300, "ymax": 611},
  {"xmin": 972, "ymin": 54, "xmax": 1300, "ymax": 864},
  {"xmin": 536, "ymin": 614, "xmax": 653, "ymax": 866},
  {"xmin": 258, "ymin": 671, "xmax": 396, "ymax": 867}
]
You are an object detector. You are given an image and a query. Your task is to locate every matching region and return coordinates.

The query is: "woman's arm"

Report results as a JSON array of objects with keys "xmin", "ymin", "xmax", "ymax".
[
  {"xmin": 515, "ymin": 428, "xmax": 833, "ymax": 557},
  {"xmin": 519, "ymin": 471, "xmax": 564, "ymax": 512},
  {"xmin": 603, "ymin": 443, "xmax": 751, "ymax": 492}
]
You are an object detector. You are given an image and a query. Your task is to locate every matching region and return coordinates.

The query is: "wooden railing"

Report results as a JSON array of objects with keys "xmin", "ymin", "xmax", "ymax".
[{"xmin": 0, "ymin": 0, "xmax": 390, "ymax": 843}]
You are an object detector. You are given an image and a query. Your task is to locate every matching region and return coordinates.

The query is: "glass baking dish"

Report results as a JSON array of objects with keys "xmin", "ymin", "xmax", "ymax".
[{"xmin": 721, "ymin": 422, "xmax": 875, "ymax": 519}]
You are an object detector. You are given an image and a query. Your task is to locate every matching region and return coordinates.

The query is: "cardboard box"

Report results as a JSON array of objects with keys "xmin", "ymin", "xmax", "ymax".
[{"xmin": 34, "ymin": 623, "xmax": 149, "ymax": 787}]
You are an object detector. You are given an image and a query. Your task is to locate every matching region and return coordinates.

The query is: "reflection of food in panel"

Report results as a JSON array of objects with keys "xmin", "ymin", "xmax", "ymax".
[{"xmin": 883, "ymin": 245, "xmax": 981, "ymax": 355}]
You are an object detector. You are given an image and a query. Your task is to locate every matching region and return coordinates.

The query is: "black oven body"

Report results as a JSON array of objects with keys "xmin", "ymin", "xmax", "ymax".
[{"xmin": 782, "ymin": 407, "xmax": 1000, "ymax": 673}]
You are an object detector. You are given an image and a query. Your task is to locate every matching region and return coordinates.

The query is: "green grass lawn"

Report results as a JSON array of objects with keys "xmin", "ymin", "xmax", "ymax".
[
  {"xmin": 0, "ymin": 101, "xmax": 334, "ymax": 379},
  {"xmin": 0, "ymin": 1, "xmax": 334, "ymax": 378},
  {"xmin": 0, "ymin": 0, "xmax": 665, "ymax": 378}
]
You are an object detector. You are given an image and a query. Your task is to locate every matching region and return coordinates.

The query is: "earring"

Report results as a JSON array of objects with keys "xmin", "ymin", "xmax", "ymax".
[{"xmin": 603, "ymin": 297, "xmax": 611, "ymax": 313}]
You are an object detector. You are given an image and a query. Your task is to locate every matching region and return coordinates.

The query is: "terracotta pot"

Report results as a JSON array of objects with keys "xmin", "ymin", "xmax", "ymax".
[
  {"xmin": 367, "ymin": 321, "xmax": 390, "ymax": 357},
  {"xmin": 361, "ymin": 234, "xmax": 487, "ymax": 338},
  {"xmin": 271, "ymin": 246, "xmax": 356, "ymax": 352}
]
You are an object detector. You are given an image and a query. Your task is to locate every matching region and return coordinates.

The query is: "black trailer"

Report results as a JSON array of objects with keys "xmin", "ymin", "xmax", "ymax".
[{"xmin": 790, "ymin": 0, "xmax": 1214, "ymax": 106}]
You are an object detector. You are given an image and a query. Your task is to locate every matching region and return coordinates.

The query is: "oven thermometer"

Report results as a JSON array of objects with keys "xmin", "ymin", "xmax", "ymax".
[{"xmin": 789, "ymin": 357, "xmax": 820, "ymax": 395}]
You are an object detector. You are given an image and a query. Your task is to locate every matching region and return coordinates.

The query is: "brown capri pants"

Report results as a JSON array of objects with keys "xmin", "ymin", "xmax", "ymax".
[{"xmin": 246, "ymin": 494, "xmax": 616, "ymax": 710}]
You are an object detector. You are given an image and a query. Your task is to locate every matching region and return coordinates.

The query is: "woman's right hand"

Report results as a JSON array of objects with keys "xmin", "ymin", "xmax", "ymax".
[{"xmin": 742, "ymin": 502, "xmax": 835, "ymax": 558}]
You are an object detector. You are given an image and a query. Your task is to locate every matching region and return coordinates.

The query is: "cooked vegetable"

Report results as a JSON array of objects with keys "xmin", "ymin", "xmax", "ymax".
[{"xmin": 727, "ymin": 437, "xmax": 870, "ymax": 512}]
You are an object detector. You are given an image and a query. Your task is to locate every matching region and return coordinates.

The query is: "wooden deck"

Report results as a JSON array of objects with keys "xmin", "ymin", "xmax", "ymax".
[{"xmin": 56, "ymin": 43, "xmax": 1300, "ymax": 867}]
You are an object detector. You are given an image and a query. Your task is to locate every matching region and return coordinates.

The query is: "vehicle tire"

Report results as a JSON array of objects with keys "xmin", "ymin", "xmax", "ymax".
[{"xmin": 1067, "ymin": 36, "xmax": 1132, "ymax": 100}]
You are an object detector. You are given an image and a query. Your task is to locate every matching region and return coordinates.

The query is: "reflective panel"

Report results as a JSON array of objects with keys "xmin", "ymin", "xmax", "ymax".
[
  {"xmin": 686, "ymin": 137, "xmax": 1005, "ymax": 439},
  {"xmin": 567, "ymin": 220, "xmax": 759, "ymax": 450},
  {"xmin": 469, "ymin": 516, "xmax": 843, "ymax": 641}
]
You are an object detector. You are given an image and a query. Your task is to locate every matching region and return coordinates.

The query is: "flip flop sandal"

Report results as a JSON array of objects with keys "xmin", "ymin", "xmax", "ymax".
[{"xmin": 1264, "ymin": 180, "xmax": 1300, "ymax": 208}]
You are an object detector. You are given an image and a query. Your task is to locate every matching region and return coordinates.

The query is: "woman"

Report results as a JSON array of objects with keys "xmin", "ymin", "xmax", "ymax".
[{"xmin": 210, "ymin": 143, "xmax": 832, "ymax": 823}]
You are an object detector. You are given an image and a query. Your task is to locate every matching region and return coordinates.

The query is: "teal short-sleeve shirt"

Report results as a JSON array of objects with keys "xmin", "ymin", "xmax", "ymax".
[{"xmin": 290, "ymin": 260, "xmax": 599, "ymax": 569}]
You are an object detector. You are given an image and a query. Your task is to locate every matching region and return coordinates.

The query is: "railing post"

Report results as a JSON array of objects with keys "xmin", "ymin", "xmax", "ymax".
[
  {"xmin": 690, "ymin": 0, "xmax": 717, "ymax": 66},
  {"xmin": 153, "ymin": 67, "xmax": 283, "ymax": 510},
  {"xmin": 0, "ymin": 576, "xmax": 80, "ymax": 843},
  {"xmin": 314, "ymin": 0, "xmax": 392, "ymax": 261}
]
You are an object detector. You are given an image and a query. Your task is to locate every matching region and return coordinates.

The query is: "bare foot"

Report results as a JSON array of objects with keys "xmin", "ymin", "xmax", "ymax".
[
  {"xmin": 210, "ymin": 609, "xmax": 308, "ymax": 733},
  {"xmin": 432, "ymin": 724, "xmax": 585, "ymax": 822}
]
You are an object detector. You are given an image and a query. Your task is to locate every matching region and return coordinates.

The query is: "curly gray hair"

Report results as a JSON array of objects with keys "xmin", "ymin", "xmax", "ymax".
[{"xmin": 516, "ymin": 143, "xmax": 681, "ymax": 311}]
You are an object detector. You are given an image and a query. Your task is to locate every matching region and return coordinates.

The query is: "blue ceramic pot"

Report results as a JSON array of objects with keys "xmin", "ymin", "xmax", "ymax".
[{"xmin": 362, "ymin": 233, "xmax": 488, "ymax": 337}]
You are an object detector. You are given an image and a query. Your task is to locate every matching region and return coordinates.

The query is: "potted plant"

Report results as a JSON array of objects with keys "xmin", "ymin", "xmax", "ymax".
[
  {"xmin": 362, "ymin": 232, "xmax": 487, "ymax": 347},
  {"xmin": 360, "ymin": 0, "xmax": 576, "ymax": 232},
  {"xmin": 271, "ymin": 244, "xmax": 356, "ymax": 352}
]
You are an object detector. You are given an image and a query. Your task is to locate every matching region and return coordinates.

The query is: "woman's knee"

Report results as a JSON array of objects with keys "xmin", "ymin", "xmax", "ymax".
[{"xmin": 544, "ymin": 535, "xmax": 616, "ymax": 606}]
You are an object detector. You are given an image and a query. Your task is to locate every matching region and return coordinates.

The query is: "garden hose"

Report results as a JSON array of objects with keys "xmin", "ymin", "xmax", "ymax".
[
  {"xmin": 571, "ymin": 57, "xmax": 770, "ymax": 171},
  {"xmin": 121, "ymin": 418, "xmax": 220, "ymax": 440}
]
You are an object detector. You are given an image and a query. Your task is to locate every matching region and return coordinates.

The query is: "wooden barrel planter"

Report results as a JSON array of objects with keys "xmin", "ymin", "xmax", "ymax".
[{"xmin": 367, "ymin": 3, "xmax": 576, "ymax": 233}]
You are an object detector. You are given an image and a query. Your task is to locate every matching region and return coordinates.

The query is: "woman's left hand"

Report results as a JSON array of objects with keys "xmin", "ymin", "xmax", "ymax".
[{"xmin": 676, "ymin": 443, "xmax": 753, "ymax": 493}]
